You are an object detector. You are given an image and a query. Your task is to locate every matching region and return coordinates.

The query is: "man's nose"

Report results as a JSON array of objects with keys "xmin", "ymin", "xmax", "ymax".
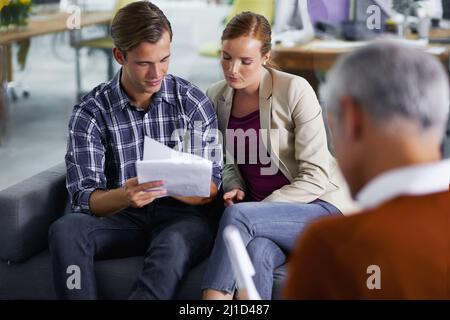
[{"xmin": 147, "ymin": 64, "xmax": 160, "ymax": 78}]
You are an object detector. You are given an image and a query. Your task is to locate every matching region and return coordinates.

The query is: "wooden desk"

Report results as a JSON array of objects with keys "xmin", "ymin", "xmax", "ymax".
[
  {"xmin": 272, "ymin": 29, "xmax": 450, "ymax": 92},
  {"xmin": 272, "ymin": 41, "xmax": 348, "ymax": 71},
  {"xmin": 0, "ymin": 11, "xmax": 112, "ymax": 143},
  {"xmin": 0, "ymin": 11, "xmax": 112, "ymax": 82},
  {"xmin": 0, "ymin": 11, "xmax": 111, "ymax": 45}
]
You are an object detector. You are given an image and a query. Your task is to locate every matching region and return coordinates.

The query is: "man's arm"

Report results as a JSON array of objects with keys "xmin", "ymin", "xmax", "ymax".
[
  {"xmin": 89, "ymin": 178, "xmax": 167, "ymax": 217},
  {"xmin": 172, "ymin": 181, "xmax": 218, "ymax": 206},
  {"xmin": 66, "ymin": 104, "xmax": 108, "ymax": 215}
]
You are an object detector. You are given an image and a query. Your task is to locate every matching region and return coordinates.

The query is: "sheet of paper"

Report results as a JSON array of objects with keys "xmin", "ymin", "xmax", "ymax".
[
  {"xmin": 136, "ymin": 137, "xmax": 213, "ymax": 197},
  {"xmin": 426, "ymin": 46, "xmax": 447, "ymax": 55},
  {"xmin": 308, "ymin": 39, "xmax": 429, "ymax": 50},
  {"xmin": 143, "ymin": 135, "xmax": 179, "ymax": 160},
  {"xmin": 308, "ymin": 40, "xmax": 368, "ymax": 50},
  {"xmin": 395, "ymin": 38, "xmax": 428, "ymax": 48}
]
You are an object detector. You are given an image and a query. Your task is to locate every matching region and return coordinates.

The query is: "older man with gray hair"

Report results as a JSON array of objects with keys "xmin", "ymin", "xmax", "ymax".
[{"xmin": 283, "ymin": 41, "xmax": 450, "ymax": 299}]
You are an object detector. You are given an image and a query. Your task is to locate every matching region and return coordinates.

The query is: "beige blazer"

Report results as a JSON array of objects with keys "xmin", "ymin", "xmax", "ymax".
[{"xmin": 206, "ymin": 67, "xmax": 358, "ymax": 214}]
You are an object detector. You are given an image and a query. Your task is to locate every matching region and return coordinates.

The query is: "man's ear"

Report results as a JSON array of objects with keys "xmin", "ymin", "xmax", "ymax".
[
  {"xmin": 339, "ymin": 95, "xmax": 364, "ymax": 142},
  {"xmin": 112, "ymin": 48, "xmax": 126, "ymax": 65}
]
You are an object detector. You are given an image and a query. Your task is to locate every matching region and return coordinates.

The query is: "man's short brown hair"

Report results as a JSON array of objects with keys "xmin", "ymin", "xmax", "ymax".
[{"xmin": 111, "ymin": 1, "xmax": 173, "ymax": 55}]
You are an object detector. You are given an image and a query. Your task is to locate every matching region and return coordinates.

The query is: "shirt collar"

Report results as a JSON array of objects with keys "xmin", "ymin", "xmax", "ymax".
[
  {"xmin": 109, "ymin": 69, "xmax": 175, "ymax": 111},
  {"xmin": 356, "ymin": 159, "xmax": 450, "ymax": 210}
]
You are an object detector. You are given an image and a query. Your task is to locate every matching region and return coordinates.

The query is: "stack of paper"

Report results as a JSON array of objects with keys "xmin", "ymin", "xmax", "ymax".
[{"xmin": 135, "ymin": 137, "xmax": 212, "ymax": 197}]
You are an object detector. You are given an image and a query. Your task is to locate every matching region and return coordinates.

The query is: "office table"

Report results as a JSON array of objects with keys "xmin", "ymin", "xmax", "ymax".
[
  {"xmin": 272, "ymin": 39, "xmax": 450, "ymax": 71},
  {"xmin": 0, "ymin": 10, "xmax": 112, "ymax": 82},
  {"xmin": 272, "ymin": 29, "xmax": 450, "ymax": 92}
]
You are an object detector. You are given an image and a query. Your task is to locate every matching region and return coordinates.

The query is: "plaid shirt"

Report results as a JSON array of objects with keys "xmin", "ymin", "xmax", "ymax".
[{"xmin": 66, "ymin": 71, "xmax": 222, "ymax": 214}]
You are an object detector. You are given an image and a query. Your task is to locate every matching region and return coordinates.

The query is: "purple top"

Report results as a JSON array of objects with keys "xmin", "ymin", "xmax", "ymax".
[{"xmin": 227, "ymin": 110, "xmax": 290, "ymax": 202}]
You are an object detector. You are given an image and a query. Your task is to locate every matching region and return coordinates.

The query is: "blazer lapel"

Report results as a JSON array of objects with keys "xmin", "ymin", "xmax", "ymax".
[
  {"xmin": 259, "ymin": 68, "xmax": 291, "ymax": 179},
  {"xmin": 217, "ymin": 85, "xmax": 234, "ymax": 141},
  {"xmin": 259, "ymin": 68, "xmax": 273, "ymax": 154}
]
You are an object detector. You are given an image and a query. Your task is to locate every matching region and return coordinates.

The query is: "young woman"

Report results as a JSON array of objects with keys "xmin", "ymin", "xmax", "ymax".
[{"xmin": 201, "ymin": 12, "xmax": 356, "ymax": 300}]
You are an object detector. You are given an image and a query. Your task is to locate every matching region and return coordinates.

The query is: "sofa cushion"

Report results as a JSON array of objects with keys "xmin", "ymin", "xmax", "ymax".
[
  {"xmin": 0, "ymin": 250, "xmax": 56, "ymax": 299},
  {"xmin": 0, "ymin": 163, "xmax": 69, "ymax": 262},
  {"xmin": 0, "ymin": 250, "xmax": 286, "ymax": 300}
]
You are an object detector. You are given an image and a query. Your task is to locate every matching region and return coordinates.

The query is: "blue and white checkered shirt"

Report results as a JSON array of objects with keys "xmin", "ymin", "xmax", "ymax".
[{"xmin": 66, "ymin": 71, "xmax": 222, "ymax": 214}]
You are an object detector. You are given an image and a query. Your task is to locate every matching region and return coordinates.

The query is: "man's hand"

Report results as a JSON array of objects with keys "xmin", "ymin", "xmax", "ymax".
[
  {"xmin": 223, "ymin": 188, "xmax": 245, "ymax": 207},
  {"xmin": 89, "ymin": 178, "xmax": 166, "ymax": 217},
  {"xmin": 124, "ymin": 178, "xmax": 167, "ymax": 208}
]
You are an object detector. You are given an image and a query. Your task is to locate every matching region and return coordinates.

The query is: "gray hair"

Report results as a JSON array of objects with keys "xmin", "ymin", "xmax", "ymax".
[{"xmin": 323, "ymin": 40, "xmax": 450, "ymax": 137}]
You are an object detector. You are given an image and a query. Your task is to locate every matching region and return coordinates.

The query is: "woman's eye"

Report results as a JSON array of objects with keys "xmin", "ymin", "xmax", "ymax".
[
  {"xmin": 242, "ymin": 60, "xmax": 252, "ymax": 65},
  {"xmin": 223, "ymin": 56, "xmax": 231, "ymax": 60}
]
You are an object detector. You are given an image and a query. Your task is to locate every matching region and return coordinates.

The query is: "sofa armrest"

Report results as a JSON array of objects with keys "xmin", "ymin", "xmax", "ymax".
[{"xmin": 0, "ymin": 163, "xmax": 69, "ymax": 263}]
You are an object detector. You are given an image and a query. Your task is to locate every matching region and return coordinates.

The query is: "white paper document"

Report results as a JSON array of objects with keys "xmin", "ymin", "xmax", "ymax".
[
  {"xmin": 135, "ymin": 137, "xmax": 213, "ymax": 197},
  {"xmin": 308, "ymin": 40, "xmax": 369, "ymax": 50}
]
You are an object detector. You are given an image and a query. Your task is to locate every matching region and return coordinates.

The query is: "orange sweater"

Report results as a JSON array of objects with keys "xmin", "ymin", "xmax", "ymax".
[{"xmin": 284, "ymin": 191, "xmax": 450, "ymax": 299}]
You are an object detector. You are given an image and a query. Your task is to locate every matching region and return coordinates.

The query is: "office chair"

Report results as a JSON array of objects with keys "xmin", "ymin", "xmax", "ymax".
[
  {"xmin": 198, "ymin": 0, "xmax": 275, "ymax": 58},
  {"xmin": 72, "ymin": 0, "xmax": 135, "ymax": 100}
]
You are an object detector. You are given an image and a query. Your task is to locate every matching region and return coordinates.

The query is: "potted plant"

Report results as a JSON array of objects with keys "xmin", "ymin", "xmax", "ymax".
[{"xmin": 0, "ymin": 0, "xmax": 33, "ymax": 31}]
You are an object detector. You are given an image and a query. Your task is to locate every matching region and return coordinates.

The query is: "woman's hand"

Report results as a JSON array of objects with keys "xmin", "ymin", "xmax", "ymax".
[{"xmin": 223, "ymin": 188, "xmax": 245, "ymax": 207}]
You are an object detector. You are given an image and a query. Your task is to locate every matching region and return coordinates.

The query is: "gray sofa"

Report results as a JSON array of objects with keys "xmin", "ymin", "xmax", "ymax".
[{"xmin": 0, "ymin": 163, "xmax": 286, "ymax": 299}]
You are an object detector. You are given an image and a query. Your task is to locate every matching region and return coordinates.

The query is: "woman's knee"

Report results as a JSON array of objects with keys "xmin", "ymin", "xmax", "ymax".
[
  {"xmin": 219, "ymin": 203, "xmax": 253, "ymax": 229},
  {"xmin": 247, "ymin": 238, "xmax": 284, "ymax": 268}
]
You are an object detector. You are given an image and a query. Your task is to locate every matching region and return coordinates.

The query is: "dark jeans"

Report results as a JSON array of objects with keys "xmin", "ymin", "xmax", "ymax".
[{"xmin": 48, "ymin": 197, "xmax": 214, "ymax": 300}]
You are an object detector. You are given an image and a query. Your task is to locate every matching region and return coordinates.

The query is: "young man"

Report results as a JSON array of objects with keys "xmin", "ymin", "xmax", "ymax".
[
  {"xmin": 284, "ymin": 41, "xmax": 450, "ymax": 299},
  {"xmin": 49, "ymin": 1, "xmax": 222, "ymax": 299}
]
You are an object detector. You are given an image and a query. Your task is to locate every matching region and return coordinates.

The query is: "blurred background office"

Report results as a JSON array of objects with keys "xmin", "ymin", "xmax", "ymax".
[{"xmin": 0, "ymin": 0, "xmax": 449, "ymax": 190}]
